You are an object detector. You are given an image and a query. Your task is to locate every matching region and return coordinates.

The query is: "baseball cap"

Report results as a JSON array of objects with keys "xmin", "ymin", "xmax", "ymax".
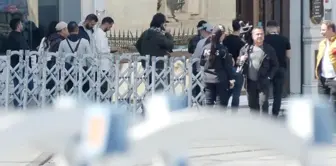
[
  {"xmin": 55, "ymin": 21, "xmax": 67, "ymax": 31},
  {"xmin": 197, "ymin": 23, "xmax": 213, "ymax": 32}
]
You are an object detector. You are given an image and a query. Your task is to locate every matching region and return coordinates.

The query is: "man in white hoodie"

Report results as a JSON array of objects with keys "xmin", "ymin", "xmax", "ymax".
[{"xmin": 58, "ymin": 21, "xmax": 92, "ymax": 93}]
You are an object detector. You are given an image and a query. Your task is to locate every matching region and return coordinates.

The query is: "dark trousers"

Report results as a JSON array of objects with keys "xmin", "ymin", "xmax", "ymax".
[
  {"xmin": 148, "ymin": 69, "xmax": 170, "ymax": 91},
  {"xmin": 204, "ymin": 82, "xmax": 229, "ymax": 107},
  {"xmin": 227, "ymin": 70, "xmax": 244, "ymax": 110},
  {"xmin": 64, "ymin": 64, "xmax": 90, "ymax": 93},
  {"xmin": 246, "ymin": 79, "xmax": 270, "ymax": 113},
  {"xmin": 272, "ymin": 68, "xmax": 286, "ymax": 116},
  {"xmin": 318, "ymin": 76, "xmax": 336, "ymax": 110},
  {"xmin": 192, "ymin": 68, "xmax": 202, "ymax": 104},
  {"xmin": 13, "ymin": 74, "xmax": 34, "ymax": 107}
]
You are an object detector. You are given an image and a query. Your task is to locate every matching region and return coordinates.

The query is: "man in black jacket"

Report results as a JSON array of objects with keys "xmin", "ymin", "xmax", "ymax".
[
  {"xmin": 5, "ymin": 18, "xmax": 32, "ymax": 107},
  {"xmin": 78, "ymin": 14, "xmax": 98, "ymax": 44},
  {"xmin": 135, "ymin": 13, "xmax": 174, "ymax": 90},
  {"xmin": 237, "ymin": 27, "xmax": 278, "ymax": 114}
]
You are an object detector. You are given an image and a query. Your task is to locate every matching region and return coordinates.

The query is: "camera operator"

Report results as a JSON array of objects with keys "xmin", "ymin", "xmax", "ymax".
[
  {"xmin": 222, "ymin": 18, "xmax": 245, "ymax": 111},
  {"xmin": 264, "ymin": 20, "xmax": 291, "ymax": 116},
  {"xmin": 237, "ymin": 27, "xmax": 278, "ymax": 114}
]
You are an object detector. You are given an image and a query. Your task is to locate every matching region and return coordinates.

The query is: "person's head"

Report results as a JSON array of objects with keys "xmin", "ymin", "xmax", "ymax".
[
  {"xmin": 266, "ymin": 20, "xmax": 279, "ymax": 34},
  {"xmin": 84, "ymin": 14, "xmax": 98, "ymax": 30},
  {"xmin": 67, "ymin": 21, "xmax": 79, "ymax": 34},
  {"xmin": 198, "ymin": 23, "xmax": 213, "ymax": 38},
  {"xmin": 46, "ymin": 21, "xmax": 58, "ymax": 37},
  {"xmin": 55, "ymin": 21, "xmax": 69, "ymax": 37},
  {"xmin": 101, "ymin": 17, "xmax": 114, "ymax": 32},
  {"xmin": 196, "ymin": 20, "xmax": 207, "ymax": 34},
  {"xmin": 9, "ymin": 18, "xmax": 23, "ymax": 32},
  {"xmin": 252, "ymin": 27, "xmax": 264, "ymax": 45},
  {"xmin": 150, "ymin": 13, "xmax": 168, "ymax": 30},
  {"xmin": 209, "ymin": 25, "xmax": 225, "ymax": 63},
  {"xmin": 320, "ymin": 20, "xmax": 336, "ymax": 39},
  {"xmin": 232, "ymin": 18, "xmax": 241, "ymax": 32}
]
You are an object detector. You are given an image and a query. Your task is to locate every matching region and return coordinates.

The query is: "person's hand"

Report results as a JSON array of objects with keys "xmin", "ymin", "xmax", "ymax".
[
  {"xmin": 237, "ymin": 55, "xmax": 247, "ymax": 66},
  {"xmin": 229, "ymin": 80, "xmax": 235, "ymax": 89}
]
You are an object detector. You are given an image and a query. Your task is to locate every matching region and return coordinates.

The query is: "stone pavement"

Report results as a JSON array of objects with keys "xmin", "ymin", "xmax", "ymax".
[{"xmin": 0, "ymin": 96, "xmax": 290, "ymax": 166}]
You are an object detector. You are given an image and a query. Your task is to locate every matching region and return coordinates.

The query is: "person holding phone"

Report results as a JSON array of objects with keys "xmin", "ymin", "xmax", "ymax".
[{"xmin": 135, "ymin": 13, "xmax": 174, "ymax": 91}]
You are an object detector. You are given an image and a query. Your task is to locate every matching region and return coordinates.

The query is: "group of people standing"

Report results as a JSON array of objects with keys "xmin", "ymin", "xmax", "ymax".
[
  {"xmin": 187, "ymin": 19, "xmax": 291, "ymax": 116},
  {"xmin": 4, "ymin": 13, "xmax": 115, "ymax": 106},
  {"xmin": 134, "ymin": 13, "xmax": 291, "ymax": 116}
]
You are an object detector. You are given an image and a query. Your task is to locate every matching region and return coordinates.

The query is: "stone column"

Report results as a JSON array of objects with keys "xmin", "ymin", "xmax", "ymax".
[
  {"xmin": 301, "ymin": 0, "xmax": 322, "ymax": 94},
  {"xmin": 289, "ymin": 0, "xmax": 303, "ymax": 94}
]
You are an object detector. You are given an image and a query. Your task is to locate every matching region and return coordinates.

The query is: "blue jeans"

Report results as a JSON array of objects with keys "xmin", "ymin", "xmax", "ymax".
[{"xmin": 228, "ymin": 69, "xmax": 244, "ymax": 110}]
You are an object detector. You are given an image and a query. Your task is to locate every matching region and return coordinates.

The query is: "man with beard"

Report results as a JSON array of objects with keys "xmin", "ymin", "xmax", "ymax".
[
  {"xmin": 94, "ymin": 17, "xmax": 115, "ymax": 100},
  {"xmin": 78, "ymin": 14, "xmax": 98, "ymax": 52}
]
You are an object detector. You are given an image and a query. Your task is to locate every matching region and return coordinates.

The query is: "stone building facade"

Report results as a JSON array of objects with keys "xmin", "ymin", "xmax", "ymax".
[{"xmin": 28, "ymin": 0, "xmax": 236, "ymax": 31}]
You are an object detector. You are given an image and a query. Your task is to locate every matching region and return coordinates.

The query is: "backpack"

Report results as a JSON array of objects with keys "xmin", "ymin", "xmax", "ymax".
[{"xmin": 65, "ymin": 38, "xmax": 81, "ymax": 64}]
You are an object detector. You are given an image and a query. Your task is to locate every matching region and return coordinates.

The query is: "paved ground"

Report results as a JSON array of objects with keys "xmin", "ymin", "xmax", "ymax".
[{"xmin": 0, "ymin": 96, "xmax": 292, "ymax": 166}]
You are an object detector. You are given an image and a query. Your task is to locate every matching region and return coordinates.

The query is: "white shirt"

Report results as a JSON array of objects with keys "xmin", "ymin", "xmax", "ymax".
[
  {"xmin": 94, "ymin": 28, "xmax": 111, "ymax": 71},
  {"xmin": 321, "ymin": 41, "xmax": 336, "ymax": 78}
]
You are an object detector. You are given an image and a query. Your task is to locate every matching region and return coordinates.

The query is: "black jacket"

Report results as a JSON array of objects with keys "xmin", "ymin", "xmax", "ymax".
[
  {"xmin": 5, "ymin": 31, "xmax": 30, "ymax": 67},
  {"xmin": 78, "ymin": 26, "xmax": 92, "ymax": 43},
  {"xmin": 48, "ymin": 33, "xmax": 65, "ymax": 52},
  {"xmin": 238, "ymin": 43, "xmax": 279, "ymax": 87},
  {"xmin": 188, "ymin": 34, "xmax": 202, "ymax": 54},
  {"xmin": 200, "ymin": 43, "xmax": 233, "ymax": 85},
  {"xmin": 135, "ymin": 28, "xmax": 174, "ymax": 69}
]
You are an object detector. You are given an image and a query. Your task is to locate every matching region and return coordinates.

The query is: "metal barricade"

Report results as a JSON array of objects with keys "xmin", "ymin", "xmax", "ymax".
[{"xmin": 2, "ymin": 50, "xmax": 205, "ymax": 112}]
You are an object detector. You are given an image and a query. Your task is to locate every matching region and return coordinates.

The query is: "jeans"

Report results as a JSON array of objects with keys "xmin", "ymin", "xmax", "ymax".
[
  {"xmin": 318, "ymin": 76, "xmax": 336, "ymax": 110},
  {"xmin": 227, "ymin": 70, "xmax": 244, "ymax": 110},
  {"xmin": 204, "ymin": 82, "xmax": 229, "ymax": 107},
  {"xmin": 12, "ymin": 74, "xmax": 34, "ymax": 108}
]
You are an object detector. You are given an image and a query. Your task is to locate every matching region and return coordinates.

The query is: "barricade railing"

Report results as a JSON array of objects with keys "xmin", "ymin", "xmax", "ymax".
[{"xmin": 2, "ymin": 50, "xmax": 204, "ymax": 112}]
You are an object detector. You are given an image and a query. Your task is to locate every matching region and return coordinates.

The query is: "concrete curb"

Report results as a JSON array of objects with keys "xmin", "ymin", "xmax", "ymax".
[{"xmin": 27, "ymin": 152, "xmax": 53, "ymax": 166}]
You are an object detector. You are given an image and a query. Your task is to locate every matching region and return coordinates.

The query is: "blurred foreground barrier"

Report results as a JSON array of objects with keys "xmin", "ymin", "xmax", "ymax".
[
  {"xmin": 0, "ymin": 50, "xmax": 203, "ymax": 112},
  {"xmin": 0, "ymin": 95, "xmax": 334, "ymax": 165}
]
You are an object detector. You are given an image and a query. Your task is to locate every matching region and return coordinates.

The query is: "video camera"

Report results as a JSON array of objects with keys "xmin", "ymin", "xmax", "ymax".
[{"xmin": 239, "ymin": 20, "xmax": 253, "ymax": 44}]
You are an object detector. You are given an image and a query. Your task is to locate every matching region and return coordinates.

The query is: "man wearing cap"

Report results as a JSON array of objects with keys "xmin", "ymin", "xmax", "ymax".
[
  {"xmin": 188, "ymin": 20, "xmax": 207, "ymax": 54},
  {"xmin": 191, "ymin": 23, "xmax": 213, "ymax": 104},
  {"xmin": 48, "ymin": 21, "xmax": 69, "ymax": 52}
]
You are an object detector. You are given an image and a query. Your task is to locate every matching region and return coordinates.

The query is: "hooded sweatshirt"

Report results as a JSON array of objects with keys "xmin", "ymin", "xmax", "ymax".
[{"xmin": 58, "ymin": 34, "xmax": 92, "ymax": 65}]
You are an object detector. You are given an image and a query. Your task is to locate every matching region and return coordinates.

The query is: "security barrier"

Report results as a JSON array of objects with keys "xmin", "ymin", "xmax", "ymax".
[{"xmin": 2, "ymin": 50, "xmax": 204, "ymax": 111}]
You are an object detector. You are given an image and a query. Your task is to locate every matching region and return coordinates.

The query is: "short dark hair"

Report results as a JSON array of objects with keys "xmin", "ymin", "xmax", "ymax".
[
  {"xmin": 9, "ymin": 18, "xmax": 21, "ymax": 30},
  {"xmin": 232, "ymin": 18, "xmax": 241, "ymax": 31},
  {"xmin": 150, "ymin": 13, "xmax": 166, "ymax": 28},
  {"xmin": 102, "ymin": 17, "xmax": 114, "ymax": 24},
  {"xmin": 85, "ymin": 14, "xmax": 98, "ymax": 22},
  {"xmin": 266, "ymin": 20, "xmax": 279, "ymax": 27},
  {"xmin": 67, "ymin": 21, "xmax": 79, "ymax": 33},
  {"xmin": 196, "ymin": 20, "xmax": 207, "ymax": 28}
]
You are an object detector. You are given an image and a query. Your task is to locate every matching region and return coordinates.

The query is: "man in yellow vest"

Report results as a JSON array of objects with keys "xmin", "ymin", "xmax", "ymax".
[{"xmin": 315, "ymin": 20, "xmax": 336, "ymax": 107}]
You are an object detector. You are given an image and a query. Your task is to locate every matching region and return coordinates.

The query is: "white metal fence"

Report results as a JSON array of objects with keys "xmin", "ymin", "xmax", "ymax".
[{"xmin": 1, "ymin": 50, "xmax": 204, "ymax": 112}]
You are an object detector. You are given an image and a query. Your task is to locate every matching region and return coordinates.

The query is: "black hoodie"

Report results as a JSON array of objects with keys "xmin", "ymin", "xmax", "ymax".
[{"xmin": 48, "ymin": 33, "xmax": 65, "ymax": 52}]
